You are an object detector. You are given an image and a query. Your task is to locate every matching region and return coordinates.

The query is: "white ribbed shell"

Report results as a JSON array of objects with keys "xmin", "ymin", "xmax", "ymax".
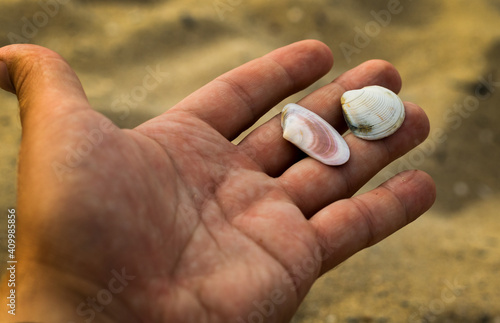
[
  {"xmin": 341, "ymin": 85, "xmax": 405, "ymax": 140},
  {"xmin": 281, "ymin": 103, "xmax": 350, "ymax": 166}
]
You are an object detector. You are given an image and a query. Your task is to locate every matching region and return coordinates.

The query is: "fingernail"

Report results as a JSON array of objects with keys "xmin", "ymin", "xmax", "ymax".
[{"xmin": 0, "ymin": 60, "xmax": 15, "ymax": 94}]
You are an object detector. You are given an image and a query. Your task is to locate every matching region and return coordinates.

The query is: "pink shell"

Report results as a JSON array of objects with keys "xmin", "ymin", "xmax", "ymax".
[{"xmin": 281, "ymin": 103, "xmax": 350, "ymax": 166}]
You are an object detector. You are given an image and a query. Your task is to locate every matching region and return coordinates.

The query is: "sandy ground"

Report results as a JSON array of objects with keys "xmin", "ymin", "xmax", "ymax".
[{"xmin": 1, "ymin": 0, "xmax": 500, "ymax": 322}]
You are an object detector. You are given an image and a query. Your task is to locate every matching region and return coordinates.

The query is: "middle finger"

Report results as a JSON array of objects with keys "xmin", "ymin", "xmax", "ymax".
[{"xmin": 238, "ymin": 59, "xmax": 402, "ymax": 176}]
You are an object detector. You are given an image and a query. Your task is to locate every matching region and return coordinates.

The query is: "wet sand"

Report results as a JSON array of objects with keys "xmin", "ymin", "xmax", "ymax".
[{"xmin": 1, "ymin": 0, "xmax": 500, "ymax": 321}]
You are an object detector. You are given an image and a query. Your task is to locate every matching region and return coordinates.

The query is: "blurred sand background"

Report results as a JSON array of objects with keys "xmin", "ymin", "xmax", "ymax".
[{"xmin": 1, "ymin": 0, "xmax": 500, "ymax": 322}]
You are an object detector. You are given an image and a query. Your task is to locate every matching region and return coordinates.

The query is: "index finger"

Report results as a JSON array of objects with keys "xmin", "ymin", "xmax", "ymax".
[{"xmin": 165, "ymin": 40, "xmax": 334, "ymax": 140}]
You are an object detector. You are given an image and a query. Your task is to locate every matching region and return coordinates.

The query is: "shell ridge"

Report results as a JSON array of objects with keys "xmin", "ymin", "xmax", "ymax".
[{"xmin": 340, "ymin": 85, "xmax": 405, "ymax": 140}]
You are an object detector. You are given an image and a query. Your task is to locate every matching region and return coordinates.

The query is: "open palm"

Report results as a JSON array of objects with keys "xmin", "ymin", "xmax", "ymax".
[{"xmin": 0, "ymin": 40, "xmax": 435, "ymax": 323}]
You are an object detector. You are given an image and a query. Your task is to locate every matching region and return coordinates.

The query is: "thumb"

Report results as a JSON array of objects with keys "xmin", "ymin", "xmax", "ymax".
[
  {"xmin": 0, "ymin": 59, "xmax": 14, "ymax": 93},
  {"xmin": 0, "ymin": 44, "xmax": 91, "ymax": 128},
  {"xmin": 0, "ymin": 45, "xmax": 117, "ymax": 189}
]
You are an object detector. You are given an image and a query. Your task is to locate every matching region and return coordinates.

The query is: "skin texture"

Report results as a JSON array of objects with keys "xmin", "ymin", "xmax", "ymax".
[{"xmin": 0, "ymin": 40, "xmax": 435, "ymax": 322}]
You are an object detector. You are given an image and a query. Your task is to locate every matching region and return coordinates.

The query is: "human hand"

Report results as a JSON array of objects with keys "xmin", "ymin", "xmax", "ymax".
[{"xmin": 0, "ymin": 40, "xmax": 435, "ymax": 322}]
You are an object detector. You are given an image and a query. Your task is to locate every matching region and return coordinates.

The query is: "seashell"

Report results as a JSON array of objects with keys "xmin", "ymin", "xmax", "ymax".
[
  {"xmin": 281, "ymin": 103, "xmax": 350, "ymax": 166},
  {"xmin": 341, "ymin": 85, "xmax": 405, "ymax": 140}
]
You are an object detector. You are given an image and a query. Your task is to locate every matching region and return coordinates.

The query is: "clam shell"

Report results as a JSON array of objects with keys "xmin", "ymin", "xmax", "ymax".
[
  {"xmin": 341, "ymin": 85, "xmax": 405, "ymax": 140},
  {"xmin": 281, "ymin": 103, "xmax": 350, "ymax": 166}
]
